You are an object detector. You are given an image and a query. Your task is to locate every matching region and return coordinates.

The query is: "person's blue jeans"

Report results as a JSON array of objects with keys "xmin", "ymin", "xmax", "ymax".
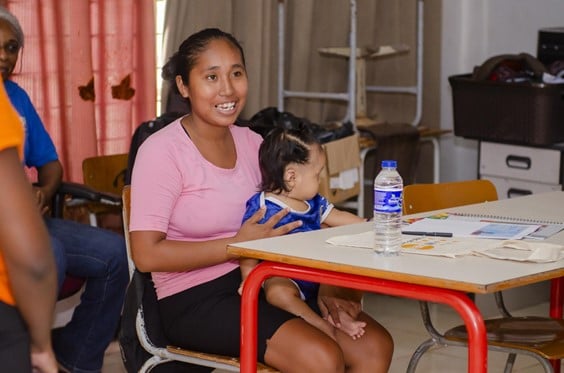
[{"xmin": 46, "ymin": 217, "xmax": 129, "ymax": 373}]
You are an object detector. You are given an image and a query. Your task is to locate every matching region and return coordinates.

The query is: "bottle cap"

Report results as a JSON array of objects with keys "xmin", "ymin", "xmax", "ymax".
[{"xmin": 381, "ymin": 160, "xmax": 397, "ymax": 168}]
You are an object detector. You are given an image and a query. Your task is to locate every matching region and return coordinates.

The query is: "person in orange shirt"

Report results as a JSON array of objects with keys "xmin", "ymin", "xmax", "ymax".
[
  {"xmin": 0, "ymin": 8, "xmax": 128, "ymax": 371},
  {"xmin": 0, "ymin": 76, "xmax": 58, "ymax": 372}
]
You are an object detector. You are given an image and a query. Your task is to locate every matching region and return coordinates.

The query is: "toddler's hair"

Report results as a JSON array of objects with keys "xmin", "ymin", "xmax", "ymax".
[{"xmin": 259, "ymin": 125, "xmax": 321, "ymax": 193}]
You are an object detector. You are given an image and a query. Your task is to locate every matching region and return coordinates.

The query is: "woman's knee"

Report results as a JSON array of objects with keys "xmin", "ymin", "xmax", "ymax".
[
  {"xmin": 345, "ymin": 313, "xmax": 394, "ymax": 371},
  {"xmin": 266, "ymin": 318, "xmax": 345, "ymax": 373},
  {"xmin": 363, "ymin": 315, "xmax": 393, "ymax": 352},
  {"xmin": 272, "ymin": 340, "xmax": 345, "ymax": 373},
  {"xmin": 302, "ymin": 343, "xmax": 344, "ymax": 373}
]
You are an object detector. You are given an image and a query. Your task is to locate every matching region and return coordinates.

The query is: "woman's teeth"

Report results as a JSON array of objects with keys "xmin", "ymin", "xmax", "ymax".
[{"xmin": 216, "ymin": 102, "xmax": 235, "ymax": 111}]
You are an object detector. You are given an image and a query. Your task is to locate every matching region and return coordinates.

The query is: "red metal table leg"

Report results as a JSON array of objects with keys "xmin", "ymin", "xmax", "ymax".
[
  {"xmin": 550, "ymin": 277, "xmax": 563, "ymax": 373},
  {"xmin": 240, "ymin": 261, "xmax": 487, "ymax": 373}
]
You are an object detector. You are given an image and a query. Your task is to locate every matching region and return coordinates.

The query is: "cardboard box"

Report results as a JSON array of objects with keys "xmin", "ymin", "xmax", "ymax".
[{"xmin": 319, "ymin": 134, "xmax": 361, "ymax": 204}]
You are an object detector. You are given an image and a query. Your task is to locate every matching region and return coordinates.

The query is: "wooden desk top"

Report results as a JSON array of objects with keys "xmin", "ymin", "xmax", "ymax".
[
  {"xmin": 228, "ymin": 191, "xmax": 564, "ymax": 294},
  {"xmin": 358, "ymin": 124, "xmax": 451, "ymax": 149},
  {"xmin": 418, "ymin": 126, "xmax": 452, "ymax": 138}
]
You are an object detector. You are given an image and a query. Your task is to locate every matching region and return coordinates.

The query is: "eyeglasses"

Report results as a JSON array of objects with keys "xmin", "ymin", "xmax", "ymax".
[{"xmin": 0, "ymin": 40, "xmax": 20, "ymax": 55}]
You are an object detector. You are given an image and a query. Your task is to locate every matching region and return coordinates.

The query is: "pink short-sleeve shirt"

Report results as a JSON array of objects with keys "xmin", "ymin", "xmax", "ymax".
[{"xmin": 129, "ymin": 119, "xmax": 262, "ymax": 299}]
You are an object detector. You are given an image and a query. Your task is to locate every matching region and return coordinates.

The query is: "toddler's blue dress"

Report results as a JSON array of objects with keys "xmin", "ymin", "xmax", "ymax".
[{"xmin": 242, "ymin": 192, "xmax": 334, "ymax": 300}]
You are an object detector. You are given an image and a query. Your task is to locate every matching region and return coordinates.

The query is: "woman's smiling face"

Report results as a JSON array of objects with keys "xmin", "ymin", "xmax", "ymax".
[{"xmin": 182, "ymin": 38, "xmax": 248, "ymax": 128}]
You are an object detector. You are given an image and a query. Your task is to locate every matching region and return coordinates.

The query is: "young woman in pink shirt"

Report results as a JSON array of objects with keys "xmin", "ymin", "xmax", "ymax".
[{"xmin": 129, "ymin": 28, "xmax": 393, "ymax": 372}]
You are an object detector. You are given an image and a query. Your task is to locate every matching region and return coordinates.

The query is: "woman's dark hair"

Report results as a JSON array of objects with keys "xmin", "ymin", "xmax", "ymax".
[
  {"xmin": 0, "ymin": 6, "xmax": 24, "ymax": 48},
  {"xmin": 161, "ymin": 28, "xmax": 246, "ymax": 97},
  {"xmin": 259, "ymin": 125, "xmax": 321, "ymax": 194}
]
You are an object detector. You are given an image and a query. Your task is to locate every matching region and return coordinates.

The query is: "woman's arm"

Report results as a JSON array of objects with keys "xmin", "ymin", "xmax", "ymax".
[
  {"xmin": 0, "ymin": 147, "xmax": 58, "ymax": 370},
  {"xmin": 129, "ymin": 126, "xmax": 304, "ymax": 273},
  {"xmin": 131, "ymin": 206, "xmax": 302, "ymax": 273},
  {"xmin": 33, "ymin": 160, "xmax": 63, "ymax": 214}
]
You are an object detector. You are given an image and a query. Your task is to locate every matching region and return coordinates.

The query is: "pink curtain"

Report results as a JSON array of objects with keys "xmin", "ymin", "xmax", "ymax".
[{"xmin": 6, "ymin": 0, "xmax": 156, "ymax": 182}]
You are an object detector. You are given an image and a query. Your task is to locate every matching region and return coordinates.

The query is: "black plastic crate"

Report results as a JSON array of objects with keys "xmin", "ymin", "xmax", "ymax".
[{"xmin": 449, "ymin": 74, "xmax": 564, "ymax": 146}]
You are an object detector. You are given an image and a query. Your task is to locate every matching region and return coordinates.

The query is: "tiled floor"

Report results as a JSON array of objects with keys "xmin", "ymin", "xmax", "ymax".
[{"xmin": 102, "ymin": 293, "xmax": 561, "ymax": 372}]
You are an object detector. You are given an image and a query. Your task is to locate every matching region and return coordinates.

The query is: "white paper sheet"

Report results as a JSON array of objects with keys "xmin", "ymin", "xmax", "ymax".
[{"xmin": 325, "ymin": 232, "xmax": 564, "ymax": 262}]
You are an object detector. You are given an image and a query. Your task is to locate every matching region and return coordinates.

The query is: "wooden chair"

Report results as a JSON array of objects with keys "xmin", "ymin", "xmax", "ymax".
[
  {"xmin": 403, "ymin": 179, "xmax": 564, "ymax": 373},
  {"xmin": 82, "ymin": 153, "xmax": 128, "ymax": 195},
  {"xmin": 81, "ymin": 153, "xmax": 128, "ymax": 226},
  {"xmin": 402, "ymin": 178, "xmax": 498, "ymax": 215},
  {"xmin": 121, "ymin": 185, "xmax": 279, "ymax": 372}
]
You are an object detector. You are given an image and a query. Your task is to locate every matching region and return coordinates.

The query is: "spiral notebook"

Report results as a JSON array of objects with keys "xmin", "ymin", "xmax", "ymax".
[
  {"xmin": 404, "ymin": 215, "xmax": 541, "ymax": 240},
  {"xmin": 448, "ymin": 212, "xmax": 563, "ymax": 225},
  {"xmin": 442, "ymin": 209, "xmax": 564, "ymax": 240},
  {"xmin": 448, "ymin": 194, "xmax": 564, "ymax": 224}
]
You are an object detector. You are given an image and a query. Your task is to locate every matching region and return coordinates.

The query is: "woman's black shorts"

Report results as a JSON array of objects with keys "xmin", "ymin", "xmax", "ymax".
[{"xmin": 158, "ymin": 268, "xmax": 298, "ymax": 363}]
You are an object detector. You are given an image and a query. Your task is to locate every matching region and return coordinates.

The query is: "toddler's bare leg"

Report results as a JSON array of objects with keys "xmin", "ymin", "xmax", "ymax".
[
  {"xmin": 265, "ymin": 277, "xmax": 337, "ymax": 340},
  {"xmin": 238, "ymin": 258, "xmax": 259, "ymax": 295}
]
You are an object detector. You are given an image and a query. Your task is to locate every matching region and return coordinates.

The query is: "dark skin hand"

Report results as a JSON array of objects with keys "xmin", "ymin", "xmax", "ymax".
[
  {"xmin": 318, "ymin": 285, "xmax": 363, "ymax": 327},
  {"xmin": 32, "ymin": 160, "xmax": 63, "ymax": 215}
]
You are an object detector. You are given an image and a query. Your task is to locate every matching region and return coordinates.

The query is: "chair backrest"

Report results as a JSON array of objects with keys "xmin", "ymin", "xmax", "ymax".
[
  {"xmin": 402, "ymin": 179, "xmax": 498, "ymax": 215},
  {"xmin": 82, "ymin": 153, "xmax": 128, "ymax": 195},
  {"xmin": 122, "ymin": 185, "xmax": 134, "ymax": 277},
  {"xmin": 125, "ymin": 112, "xmax": 181, "ymax": 185},
  {"xmin": 120, "ymin": 185, "xmax": 169, "ymax": 371}
]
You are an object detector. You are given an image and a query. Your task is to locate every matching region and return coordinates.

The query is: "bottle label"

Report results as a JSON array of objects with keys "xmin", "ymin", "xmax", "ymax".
[{"xmin": 374, "ymin": 188, "xmax": 402, "ymax": 213}]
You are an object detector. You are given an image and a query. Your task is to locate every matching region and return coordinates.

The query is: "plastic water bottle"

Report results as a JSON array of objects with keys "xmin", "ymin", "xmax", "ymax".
[{"xmin": 373, "ymin": 160, "xmax": 403, "ymax": 255}]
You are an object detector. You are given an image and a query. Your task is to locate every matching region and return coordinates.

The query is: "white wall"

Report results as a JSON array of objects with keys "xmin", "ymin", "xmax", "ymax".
[{"xmin": 440, "ymin": 0, "xmax": 564, "ymax": 181}]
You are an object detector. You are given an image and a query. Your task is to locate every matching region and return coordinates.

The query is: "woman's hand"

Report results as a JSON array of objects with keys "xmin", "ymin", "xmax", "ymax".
[
  {"xmin": 31, "ymin": 348, "xmax": 58, "ymax": 373},
  {"xmin": 318, "ymin": 294, "xmax": 362, "ymax": 328},
  {"xmin": 31, "ymin": 186, "xmax": 50, "ymax": 216},
  {"xmin": 235, "ymin": 207, "xmax": 302, "ymax": 243}
]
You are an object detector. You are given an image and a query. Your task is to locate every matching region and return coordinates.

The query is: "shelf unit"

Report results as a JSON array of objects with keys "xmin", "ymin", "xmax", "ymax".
[
  {"xmin": 276, "ymin": 0, "xmax": 424, "ymax": 127},
  {"xmin": 276, "ymin": 1, "xmax": 437, "ymax": 217}
]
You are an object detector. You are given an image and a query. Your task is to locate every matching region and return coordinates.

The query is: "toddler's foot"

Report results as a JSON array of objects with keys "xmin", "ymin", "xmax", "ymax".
[
  {"xmin": 310, "ymin": 317, "xmax": 338, "ymax": 341},
  {"xmin": 327, "ymin": 311, "xmax": 366, "ymax": 340}
]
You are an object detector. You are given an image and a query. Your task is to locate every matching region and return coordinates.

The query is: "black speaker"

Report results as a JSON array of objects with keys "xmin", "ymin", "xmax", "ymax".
[{"xmin": 537, "ymin": 27, "xmax": 564, "ymax": 66}]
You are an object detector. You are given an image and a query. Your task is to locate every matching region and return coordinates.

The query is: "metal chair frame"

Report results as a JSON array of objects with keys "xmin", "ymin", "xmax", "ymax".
[
  {"xmin": 122, "ymin": 185, "xmax": 278, "ymax": 372},
  {"xmin": 404, "ymin": 179, "xmax": 564, "ymax": 373}
]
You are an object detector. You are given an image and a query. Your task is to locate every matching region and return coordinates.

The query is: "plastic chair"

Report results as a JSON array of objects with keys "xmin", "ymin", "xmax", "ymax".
[
  {"xmin": 403, "ymin": 179, "xmax": 564, "ymax": 373},
  {"xmin": 120, "ymin": 185, "xmax": 279, "ymax": 372}
]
